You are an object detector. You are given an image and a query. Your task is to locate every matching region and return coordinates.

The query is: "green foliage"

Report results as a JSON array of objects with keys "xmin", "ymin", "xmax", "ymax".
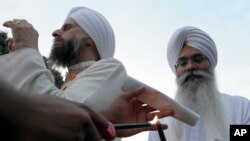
[
  {"xmin": 43, "ymin": 56, "xmax": 65, "ymax": 88},
  {"xmin": 0, "ymin": 31, "xmax": 9, "ymax": 55},
  {"xmin": 42, "ymin": 56, "xmax": 49, "ymax": 68},
  {"xmin": 51, "ymin": 69, "xmax": 64, "ymax": 89}
]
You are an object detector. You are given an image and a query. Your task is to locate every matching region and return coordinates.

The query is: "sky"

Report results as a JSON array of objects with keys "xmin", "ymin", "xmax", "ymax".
[{"xmin": 1, "ymin": 0, "xmax": 250, "ymax": 140}]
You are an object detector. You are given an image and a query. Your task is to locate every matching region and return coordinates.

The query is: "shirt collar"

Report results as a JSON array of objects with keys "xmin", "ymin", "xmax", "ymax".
[{"xmin": 68, "ymin": 61, "xmax": 96, "ymax": 74}]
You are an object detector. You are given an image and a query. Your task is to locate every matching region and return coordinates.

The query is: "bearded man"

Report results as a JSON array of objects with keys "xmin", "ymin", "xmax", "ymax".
[
  {"xmin": 1, "ymin": 7, "xmax": 173, "ymax": 140},
  {"xmin": 148, "ymin": 26, "xmax": 250, "ymax": 141}
]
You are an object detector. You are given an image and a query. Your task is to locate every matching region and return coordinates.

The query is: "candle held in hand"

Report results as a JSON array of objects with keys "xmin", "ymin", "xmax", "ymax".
[
  {"xmin": 152, "ymin": 116, "xmax": 167, "ymax": 141},
  {"xmin": 156, "ymin": 120, "xmax": 166, "ymax": 141}
]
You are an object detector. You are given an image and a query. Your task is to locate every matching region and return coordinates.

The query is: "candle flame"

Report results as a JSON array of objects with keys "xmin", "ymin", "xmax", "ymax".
[{"xmin": 149, "ymin": 115, "xmax": 159, "ymax": 124}]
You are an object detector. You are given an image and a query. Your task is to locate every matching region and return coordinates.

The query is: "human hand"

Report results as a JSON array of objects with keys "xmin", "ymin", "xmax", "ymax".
[
  {"xmin": 7, "ymin": 38, "xmax": 15, "ymax": 53},
  {"xmin": 3, "ymin": 19, "xmax": 39, "ymax": 51},
  {"xmin": 103, "ymin": 87, "xmax": 174, "ymax": 137}
]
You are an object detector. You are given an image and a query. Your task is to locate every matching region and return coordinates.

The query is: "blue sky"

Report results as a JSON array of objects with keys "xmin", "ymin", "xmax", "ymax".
[{"xmin": 1, "ymin": 0, "xmax": 250, "ymax": 140}]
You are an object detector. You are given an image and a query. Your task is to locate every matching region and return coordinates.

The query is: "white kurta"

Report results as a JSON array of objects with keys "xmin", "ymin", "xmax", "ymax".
[
  {"xmin": 148, "ymin": 93, "xmax": 250, "ymax": 141},
  {"xmin": 0, "ymin": 48, "xmax": 127, "ymax": 141}
]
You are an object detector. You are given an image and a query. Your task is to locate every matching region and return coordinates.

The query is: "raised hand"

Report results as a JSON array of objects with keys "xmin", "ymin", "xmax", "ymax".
[{"xmin": 3, "ymin": 19, "xmax": 39, "ymax": 51}]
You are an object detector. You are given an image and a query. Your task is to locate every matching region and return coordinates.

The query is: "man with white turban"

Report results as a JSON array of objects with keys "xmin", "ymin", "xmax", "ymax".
[
  {"xmin": 148, "ymin": 26, "xmax": 250, "ymax": 141},
  {"xmin": 1, "ymin": 7, "xmax": 173, "ymax": 140}
]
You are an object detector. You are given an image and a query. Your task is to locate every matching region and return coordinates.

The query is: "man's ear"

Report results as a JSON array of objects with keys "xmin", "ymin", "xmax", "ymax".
[
  {"xmin": 84, "ymin": 38, "xmax": 100, "ymax": 60},
  {"xmin": 84, "ymin": 38, "xmax": 96, "ymax": 48}
]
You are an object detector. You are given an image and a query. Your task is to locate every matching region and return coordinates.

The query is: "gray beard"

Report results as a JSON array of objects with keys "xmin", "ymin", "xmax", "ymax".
[{"xmin": 165, "ymin": 70, "xmax": 231, "ymax": 141}]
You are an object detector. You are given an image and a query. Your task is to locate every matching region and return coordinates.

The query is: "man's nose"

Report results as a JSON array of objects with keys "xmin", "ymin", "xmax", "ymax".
[
  {"xmin": 52, "ymin": 29, "xmax": 62, "ymax": 37},
  {"xmin": 185, "ymin": 60, "xmax": 197, "ymax": 72}
]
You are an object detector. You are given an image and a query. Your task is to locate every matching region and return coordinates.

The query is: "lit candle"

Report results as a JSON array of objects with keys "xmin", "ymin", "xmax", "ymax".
[{"xmin": 154, "ymin": 116, "xmax": 167, "ymax": 141}]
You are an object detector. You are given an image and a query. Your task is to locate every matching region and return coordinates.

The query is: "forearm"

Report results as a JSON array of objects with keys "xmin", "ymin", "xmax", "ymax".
[{"xmin": 0, "ymin": 48, "xmax": 64, "ymax": 97}]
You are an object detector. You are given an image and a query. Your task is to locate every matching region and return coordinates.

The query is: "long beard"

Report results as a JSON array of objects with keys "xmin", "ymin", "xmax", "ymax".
[
  {"xmin": 176, "ymin": 70, "xmax": 216, "ymax": 112},
  {"xmin": 49, "ymin": 34, "xmax": 87, "ymax": 67},
  {"xmin": 165, "ymin": 70, "xmax": 230, "ymax": 141}
]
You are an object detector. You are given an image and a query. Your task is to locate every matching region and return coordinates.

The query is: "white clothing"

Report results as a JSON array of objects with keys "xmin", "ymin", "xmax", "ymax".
[
  {"xmin": 148, "ymin": 93, "xmax": 250, "ymax": 141},
  {"xmin": 0, "ymin": 48, "xmax": 127, "ymax": 141},
  {"xmin": 0, "ymin": 48, "xmax": 64, "ymax": 97}
]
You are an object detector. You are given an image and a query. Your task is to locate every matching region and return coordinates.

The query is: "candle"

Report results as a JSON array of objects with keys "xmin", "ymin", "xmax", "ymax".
[
  {"xmin": 114, "ymin": 122, "xmax": 151, "ymax": 130},
  {"xmin": 151, "ymin": 116, "xmax": 167, "ymax": 141},
  {"xmin": 156, "ymin": 120, "xmax": 166, "ymax": 141}
]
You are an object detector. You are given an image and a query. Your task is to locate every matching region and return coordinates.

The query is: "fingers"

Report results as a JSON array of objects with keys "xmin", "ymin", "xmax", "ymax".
[
  {"xmin": 7, "ymin": 38, "xmax": 15, "ymax": 52},
  {"xmin": 2, "ymin": 18, "xmax": 39, "ymax": 50},
  {"xmin": 122, "ymin": 87, "xmax": 146, "ymax": 101},
  {"xmin": 147, "ymin": 110, "xmax": 174, "ymax": 120},
  {"xmin": 116, "ymin": 123, "xmax": 168, "ymax": 137},
  {"xmin": 148, "ymin": 123, "xmax": 168, "ymax": 131},
  {"xmin": 3, "ymin": 19, "xmax": 30, "ymax": 28},
  {"xmin": 130, "ymin": 123, "xmax": 168, "ymax": 133},
  {"xmin": 3, "ymin": 20, "xmax": 14, "ymax": 28},
  {"xmin": 13, "ymin": 19, "xmax": 28, "ymax": 24}
]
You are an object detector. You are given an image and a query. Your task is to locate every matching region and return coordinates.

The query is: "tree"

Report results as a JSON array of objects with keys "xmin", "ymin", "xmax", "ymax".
[
  {"xmin": 0, "ymin": 31, "xmax": 9, "ymax": 55},
  {"xmin": 43, "ymin": 56, "xmax": 64, "ymax": 88}
]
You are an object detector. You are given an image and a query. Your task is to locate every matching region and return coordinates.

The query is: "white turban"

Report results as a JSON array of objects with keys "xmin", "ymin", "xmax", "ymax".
[
  {"xmin": 167, "ymin": 26, "xmax": 217, "ymax": 74},
  {"xmin": 66, "ymin": 7, "xmax": 115, "ymax": 59}
]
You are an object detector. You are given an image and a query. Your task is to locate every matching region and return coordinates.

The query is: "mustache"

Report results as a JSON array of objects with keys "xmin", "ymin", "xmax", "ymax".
[
  {"xmin": 53, "ymin": 37, "xmax": 64, "ymax": 43},
  {"xmin": 177, "ymin": 70, "xmax": 213, "ymax": 86}
]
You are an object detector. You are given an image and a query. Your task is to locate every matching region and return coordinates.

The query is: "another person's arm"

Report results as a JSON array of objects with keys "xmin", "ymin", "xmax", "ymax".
[{"xmin": 0, "ymin": 80, "xmax": 110, "ymax": 141}]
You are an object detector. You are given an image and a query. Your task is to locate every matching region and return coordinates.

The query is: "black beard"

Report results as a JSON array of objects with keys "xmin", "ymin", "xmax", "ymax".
[{"xmin": 49, "ymin": 38, "xmax": 80, "ymax": 68}]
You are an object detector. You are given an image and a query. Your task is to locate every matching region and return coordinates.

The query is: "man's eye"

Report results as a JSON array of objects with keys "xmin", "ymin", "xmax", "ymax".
[
  {"xmin": 193, "ymin": 56, "xmax": 204, "ymax": 63},
  {"xmin": 179, "ymin": 61, "xmax": 187, "ymax": 66},
  {"xmin": 64, "ymin": 26, "xmax": 71, "ymax": 31},
  {"xmin": 176, "ymin": 59, "xmax": 187, "ymax": 67}
]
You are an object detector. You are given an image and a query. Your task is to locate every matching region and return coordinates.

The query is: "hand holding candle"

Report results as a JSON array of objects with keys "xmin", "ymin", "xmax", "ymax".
[
  {"xmin": 114, "ymin": 116, "xmax": 167, "ymax": 141},
  {"xmin": 103, "ymin": 87, "xmax": 173, "ymax": 137},
  {"xmin": 122, "ymin": 76, "xmax": 200, "ymax": 126}
]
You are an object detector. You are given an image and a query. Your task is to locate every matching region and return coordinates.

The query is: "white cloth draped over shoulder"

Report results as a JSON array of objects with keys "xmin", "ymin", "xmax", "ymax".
[{"xmin": 0, "ymin": 48, "xmax": 127, "ymax": 113}]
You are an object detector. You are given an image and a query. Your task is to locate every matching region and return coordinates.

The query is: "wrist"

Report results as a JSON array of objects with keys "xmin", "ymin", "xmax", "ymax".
[{"xmin": 14, "ymin": 42, "xmax": 38, "ymax": 51}]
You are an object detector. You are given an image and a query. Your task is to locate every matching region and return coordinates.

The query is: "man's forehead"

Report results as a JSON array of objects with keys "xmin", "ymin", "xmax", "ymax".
[
  {"xmin": 179, "ymin": 45, "xmax": 203, "ymax": 58},
  {"xmin": 63, "ymin": 18, "xmax": 79, "ymax": 27}
]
